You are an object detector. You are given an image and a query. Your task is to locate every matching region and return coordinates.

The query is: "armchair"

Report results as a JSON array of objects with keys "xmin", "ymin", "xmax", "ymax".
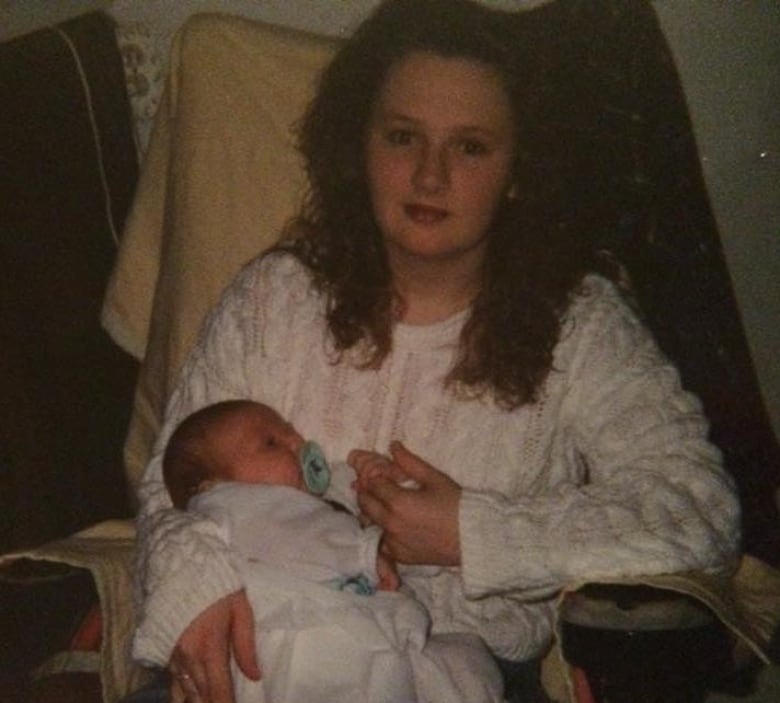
[{"xmin": 2, "ymin": 2, "xmax": 778, "ymax": 702}]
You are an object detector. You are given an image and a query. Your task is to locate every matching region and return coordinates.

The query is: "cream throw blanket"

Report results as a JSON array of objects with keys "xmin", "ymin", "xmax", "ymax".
[
  {"xmin": 0, "ymin": 520, "xmax": 149, "ymax": 702},
  {"xmin": 102, "ymin": 14, "xmax": 338, "ymax": 497}
]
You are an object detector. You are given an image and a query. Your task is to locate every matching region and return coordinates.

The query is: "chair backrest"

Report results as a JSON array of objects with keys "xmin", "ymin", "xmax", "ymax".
[{"xmin": 102, "ymin": 13, "xmax": 338, "ymax": 497}]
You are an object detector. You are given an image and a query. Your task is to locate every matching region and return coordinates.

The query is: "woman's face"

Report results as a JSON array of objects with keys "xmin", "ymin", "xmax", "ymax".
[{"xmin": 365, "ymin": 51, "xmax": 517, "ymax": 272}]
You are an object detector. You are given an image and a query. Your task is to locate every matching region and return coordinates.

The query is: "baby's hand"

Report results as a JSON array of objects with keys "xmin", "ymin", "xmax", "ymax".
[
  {"xmin": 348, "ymin": 449, "xmax": 393, "ymax": 491},
  {"xmin": 348, "ymin": 449, "xmax": 416, "ymax": 491},
  {"xmin": 376, "ymin": 551, "xmax": 400, "ymax": 592}
]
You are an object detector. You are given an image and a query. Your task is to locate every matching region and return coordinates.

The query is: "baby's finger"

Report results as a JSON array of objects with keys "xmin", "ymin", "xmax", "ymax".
[
  {"xmin": 349, "ymin": 450, "xmax": 389, "ymax": 474},
  {"xmin": 356, "ymin": 480, "xmax": 393, "ymax": 525},
  {"xmin": 363, "ymin": 473, "xmax": 404, "ymax": 503},
  {"xmin": 347, "ymin": 449, "xmax": 377, "ymax": 469}
]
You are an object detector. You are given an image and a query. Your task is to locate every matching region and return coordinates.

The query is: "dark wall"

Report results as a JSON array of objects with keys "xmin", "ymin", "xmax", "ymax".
[{"xmin": 515, "ymin": 0, "xmax": 780, "ymax": 563}]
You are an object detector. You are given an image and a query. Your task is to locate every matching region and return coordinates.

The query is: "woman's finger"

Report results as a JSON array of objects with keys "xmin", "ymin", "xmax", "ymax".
[
  {"xmin": 172, "ymin": 660, "xmax": 210, "ymax": 703},
  {"xmin": 170, "ymin": 677, "xmax": 187, "ymax": 703},
  {"xmin": 202, "ymin": 654, "xmax": 235, "ymax": 703},
  {"xmin": 231, "ymin": 591, "xmax": 261, "ymax": 681},
  {"xmin": 198, "ymin": 592, "xmax": 259, "ymax": 703},
  {"xmin": 169, "ymin": 651, "xmax": 205, "ymax": 702},
  {"xmin": 389, "ymin": 441, "xmax": 440, "ymax": 485},
  {"xmin": 169, "ymin": 591, "xmax": 253, "ymax": 703}
]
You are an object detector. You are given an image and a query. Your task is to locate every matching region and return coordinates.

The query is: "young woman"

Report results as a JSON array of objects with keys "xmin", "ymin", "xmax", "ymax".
[{"xmin": 130, "ymin": 2, "xmax": 740, "ymax": 702}]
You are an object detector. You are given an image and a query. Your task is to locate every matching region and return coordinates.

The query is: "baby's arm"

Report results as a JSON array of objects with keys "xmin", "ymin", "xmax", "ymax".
[
  {"xmin": 347, "ymin": 451, "xmax": 417, "ymax": 591},
  {"xmin": 323, "ymin": 461, "xmax": 361, "ymax": 514},
  {"xmin": 321, "ymin": 460, "xmax": 405, "ymax": 591},
  {"xmin": 375, "ymin": 551, "xmax": 400, "ymax": 592}
]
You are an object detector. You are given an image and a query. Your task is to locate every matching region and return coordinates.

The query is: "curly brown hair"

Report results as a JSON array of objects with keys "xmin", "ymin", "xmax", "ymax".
[{"xmin": 276, "ymin": 0, "xmax": 602, "ymax": 409}]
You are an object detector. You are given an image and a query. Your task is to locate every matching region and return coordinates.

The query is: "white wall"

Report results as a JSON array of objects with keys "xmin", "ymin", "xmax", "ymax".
[
  {"xmin": 3, "ymin": 0, "xmax": 777, "ymax": 438},
  {"xmin": 0, "ymin": 0, "xmax": 111, "ymax": 41},
  {"xmin": 106, "ymin": 0, "xmax": 549, "ymax": 38},
  {"xmin": 653, "ymin": 1, "xmax": 780, "ymax": 442}
]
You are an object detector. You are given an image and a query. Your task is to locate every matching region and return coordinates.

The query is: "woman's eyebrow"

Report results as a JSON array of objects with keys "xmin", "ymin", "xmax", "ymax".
[
  {"xmin": 374, "ymin": 109, "xmax": 418, "ymax": 124},
  {"xmin": 376, "ymin": 110, "xmax": 499, "ymax": 138}
]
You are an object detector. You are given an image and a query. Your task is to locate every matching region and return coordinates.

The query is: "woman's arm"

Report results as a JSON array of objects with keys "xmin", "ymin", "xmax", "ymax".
[
  {"xmin": 458, "ymin": 281, "xmax": 740, "ymax": 599},
  {"xmin": 134, "ymin": 402, "xmax": 260, "ymax": 703},
  {"xmin": 355, "ymin": 279, "xmax": 740, "ymax": 600}
]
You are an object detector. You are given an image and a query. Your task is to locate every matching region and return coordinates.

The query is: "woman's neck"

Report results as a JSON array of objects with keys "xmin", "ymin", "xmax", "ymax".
[{"xmin": 390, "ymin": 253, "xmax": 483, "ymax": 326}]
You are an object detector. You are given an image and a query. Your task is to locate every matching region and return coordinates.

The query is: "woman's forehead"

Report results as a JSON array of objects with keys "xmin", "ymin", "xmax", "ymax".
[{"xmin": 375, "ymin": 51, "xmax": 514, "ymax": 127}]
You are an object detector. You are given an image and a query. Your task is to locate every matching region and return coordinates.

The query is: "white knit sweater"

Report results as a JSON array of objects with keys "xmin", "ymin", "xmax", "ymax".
[{"xmin": 133, "ymin": 252, "xmax": 740, "ymax": 665}]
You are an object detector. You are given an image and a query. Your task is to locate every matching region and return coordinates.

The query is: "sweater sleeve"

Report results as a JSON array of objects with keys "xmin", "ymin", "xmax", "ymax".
[
  {"xmin": 132, "ymin": 260, "xmax": 269, "ymax": 666},
  {"xmin": 459, "ymin": 280, "xmax": 741, "ymax": 601}
]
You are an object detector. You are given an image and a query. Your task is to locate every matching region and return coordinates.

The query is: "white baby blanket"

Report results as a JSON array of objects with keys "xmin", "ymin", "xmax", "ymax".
[{"xmin": 234, "ymin": 564, "xmax": 503, "ymax": 703}]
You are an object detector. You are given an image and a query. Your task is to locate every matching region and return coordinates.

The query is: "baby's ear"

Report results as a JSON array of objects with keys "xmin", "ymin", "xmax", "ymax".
[{"xmin": 195, "ymin": 478, "xmax": 219, "ymax": 495}]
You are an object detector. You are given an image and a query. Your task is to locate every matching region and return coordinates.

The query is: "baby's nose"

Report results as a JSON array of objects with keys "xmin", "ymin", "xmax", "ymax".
[{"xmin": 285, "ymin": 428, "xmax": 306, "ymax": 454}]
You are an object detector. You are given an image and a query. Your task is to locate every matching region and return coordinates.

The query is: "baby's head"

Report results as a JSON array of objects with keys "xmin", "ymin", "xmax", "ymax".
[{"xmin": 163, "ymin": 400, "xmax": 305, "ymax": 509}]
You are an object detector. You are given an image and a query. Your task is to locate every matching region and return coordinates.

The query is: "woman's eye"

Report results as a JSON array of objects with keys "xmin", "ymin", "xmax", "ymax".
[
  {"xmin": 386, "ymin": 129, "xmax": 414, "ymax": 146},
  {"xmin": 457, "ymin": 139, "xmax": 489, "ymax": 156}
]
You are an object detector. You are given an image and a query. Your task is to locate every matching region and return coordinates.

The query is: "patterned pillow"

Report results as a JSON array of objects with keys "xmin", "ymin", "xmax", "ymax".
[{"xmin": 115, "ymin": 21, "xmax": 167, "ymax": 156}]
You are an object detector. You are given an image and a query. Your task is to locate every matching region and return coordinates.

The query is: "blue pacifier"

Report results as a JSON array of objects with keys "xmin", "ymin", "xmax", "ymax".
[{"xmin": 299, "ymin": 441, "xmax": 331, "ymax": 496}]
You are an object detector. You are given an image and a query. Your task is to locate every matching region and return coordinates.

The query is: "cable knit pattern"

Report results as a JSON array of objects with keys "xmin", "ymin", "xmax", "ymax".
[{"xmin": 133, "ymin": 252, "xmax": 740, "ymax": 664}]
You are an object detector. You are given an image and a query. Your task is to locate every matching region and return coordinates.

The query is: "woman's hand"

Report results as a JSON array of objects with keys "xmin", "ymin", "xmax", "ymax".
[
  {"xmin": 350, "ymin": 441, "xmax": 462, "ymax": 566},
  {"xmin": 169, "ymin": 589, "xmax": 260, "ymax": 703}
]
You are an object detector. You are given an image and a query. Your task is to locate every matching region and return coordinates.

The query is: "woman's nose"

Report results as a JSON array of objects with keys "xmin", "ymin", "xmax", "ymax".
[{"xmin": 413, "ymin": 144, "xmax": 449, "ymax": 194}]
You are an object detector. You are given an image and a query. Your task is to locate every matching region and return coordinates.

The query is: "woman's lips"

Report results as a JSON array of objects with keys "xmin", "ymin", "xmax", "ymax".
[{"xmin": 404, "ymin": 203, "xmax": 449, "ymax": 224}]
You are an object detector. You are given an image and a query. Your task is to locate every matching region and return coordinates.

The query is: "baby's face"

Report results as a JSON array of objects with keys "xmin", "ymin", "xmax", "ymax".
[{"xmin": 214, "ymin": 404, "xmax": 305, "ymax": 490}]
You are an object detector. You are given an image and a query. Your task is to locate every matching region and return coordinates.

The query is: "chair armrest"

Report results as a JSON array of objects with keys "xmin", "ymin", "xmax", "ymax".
[{"xmin": 0, "ymin": 520, "xmax": 154, "ymax": 703}]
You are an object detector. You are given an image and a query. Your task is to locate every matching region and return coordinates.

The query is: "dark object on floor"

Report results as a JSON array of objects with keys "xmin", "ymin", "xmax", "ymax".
[{"xmin": 0, "ymin": 560, "xmax": 100, "ymax": 701}]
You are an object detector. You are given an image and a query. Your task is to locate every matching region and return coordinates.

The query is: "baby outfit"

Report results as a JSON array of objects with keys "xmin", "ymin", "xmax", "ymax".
[{"xmin": 189, "ymin": 479, "xmax": 503, "ymax": 703}]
